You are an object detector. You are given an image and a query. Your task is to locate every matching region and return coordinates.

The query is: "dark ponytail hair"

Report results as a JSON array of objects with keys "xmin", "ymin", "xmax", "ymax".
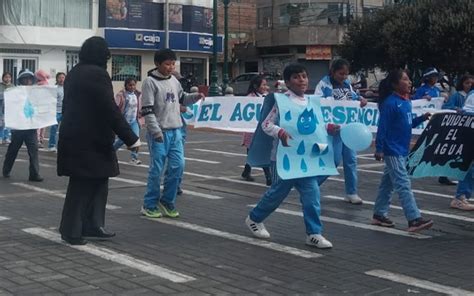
[
  {"xmin": 378, "ymin": 69, "xmax": 406, "ymax": 108},
  {"xmin": 247, "ymin": 75, "xmax": 265, "ymax": 95}
]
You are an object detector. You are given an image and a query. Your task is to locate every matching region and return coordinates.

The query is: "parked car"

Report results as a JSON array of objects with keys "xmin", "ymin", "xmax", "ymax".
[
  {"xmin": 357, "ymin": 81, "xmax": 380, "ymax": 102},
  {"xmin": 229, "ymin": 73, "xmax": 278, "ymax": 95}
]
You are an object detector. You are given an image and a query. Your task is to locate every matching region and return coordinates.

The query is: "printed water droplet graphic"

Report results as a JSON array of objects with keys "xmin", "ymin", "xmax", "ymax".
[
  {"xmin": 283, "ymin": 154, "xmax": 290, "ymax": 171},
  {"xmin": 300, "ymin": 158, "xmax": 308, "ymax": 172},
  {"xmin": 23, "ymin": 98, "xmax": 35, "ymax": 119},
  {"xmin": 319, "ymin": 158, "xmax": 325, "ymax": 167},
  {"xmin": 285, "ymin": 110, "xmax": 291, "ymax": 121},
  {"xmin": 297, "ymin": 140, "xmax": 305, "ymax": 155}
]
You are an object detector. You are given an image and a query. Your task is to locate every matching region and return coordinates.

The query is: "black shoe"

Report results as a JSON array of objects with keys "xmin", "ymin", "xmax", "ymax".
[
  {"xmin": 61, "ymin": 235, "xmax": 87, "ymax": 245},
  {"xmin": 438, "ymin": 177, "xmax": 456, "ymax": 186},
  {"xmin": 82, "ymin": 227, "xmax": 116, "ymax": 238},
  {"xmin": 372, "ymin": 215, "xmax": 395, "ymax": 227},
  {"xmin": 2, "ymin": 172, "xmax": 10, "ymax": 178},
  {"xmin": 177, "ymin": 187, "xmax": 183, "ymax": 195},
  {"xmin": 265, "ymin": 178, "xmax": 272, "ymax": 186},
  {"xmin": 241, "ymin": 164, "xmax": 254, "ymax": 181},
  {"xmin": 408, "ymin": 217, "xmax": 433, "ymax": 232},
  {"xmin": 29, "ymin": 175, "xmax": 44, "ymax": 182}
]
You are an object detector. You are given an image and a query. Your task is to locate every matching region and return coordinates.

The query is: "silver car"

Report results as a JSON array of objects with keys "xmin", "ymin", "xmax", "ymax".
[{"xmin": 229, "ymin": 73, "xmax": 277, "ymax": 95}]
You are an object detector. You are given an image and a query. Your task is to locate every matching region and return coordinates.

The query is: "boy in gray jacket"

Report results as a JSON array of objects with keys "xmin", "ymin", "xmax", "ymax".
[{"xmin": 141, "ymin": 49, "xmax": 204, "ymax": 218}]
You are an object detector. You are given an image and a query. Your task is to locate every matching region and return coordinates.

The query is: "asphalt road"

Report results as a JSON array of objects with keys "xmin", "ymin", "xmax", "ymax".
[{"xmin": 0, "ymin": 128, "xmax": 473, "ymax": 295}]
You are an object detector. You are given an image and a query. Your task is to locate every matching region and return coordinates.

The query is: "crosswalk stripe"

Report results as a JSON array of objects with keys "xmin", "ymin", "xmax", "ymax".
[{"xmin": 22, "ymin": 227, "xmax": 196, "ymax": 283}]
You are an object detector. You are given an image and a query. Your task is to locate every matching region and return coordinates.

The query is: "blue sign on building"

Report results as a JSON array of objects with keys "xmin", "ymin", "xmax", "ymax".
[{"xmin": 104, "ymin": 29, "xmax": 223, "ymax": 53}]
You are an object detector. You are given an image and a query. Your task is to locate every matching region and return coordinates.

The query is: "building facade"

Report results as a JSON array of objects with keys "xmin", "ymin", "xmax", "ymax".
[
  {"xmin": 0, "ymin": 0, "xmax": 223, "ymax": 92},
  {"xmin": 255, "ymin": 0, "xmax": 385, "ymax": 90}
]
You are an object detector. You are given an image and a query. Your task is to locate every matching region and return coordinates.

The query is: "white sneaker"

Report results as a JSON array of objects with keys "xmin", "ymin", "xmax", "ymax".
[
  {"xmin": 130, "ymin": 159, "xmax": 142, "ymax": 165},
  {"xmin": 245, "ymin": 216, "xmax": 270, "ymax": 239},
  {"xmin": 344, "ymin": 194, "xmax": 363, "ymax": 204},
  {"xmin": 306, "ymin": 234, "xmax": 333, "ymax": 249},
  {"xmin": 48, "ymin": 147, "xmax": 57, "ymax": 152}
]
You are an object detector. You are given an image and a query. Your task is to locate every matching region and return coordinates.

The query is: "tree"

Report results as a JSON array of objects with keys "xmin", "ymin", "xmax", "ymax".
[{"xmin": 338, "ymin": 0, "xmax": 474, "ymax": 84}]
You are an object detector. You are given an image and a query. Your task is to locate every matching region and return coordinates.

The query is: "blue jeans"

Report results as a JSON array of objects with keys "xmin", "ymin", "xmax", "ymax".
[
  {"xmin": 317, "ymin": 134, "xmax": 358, "ymax": 195},
  {"xmin": 143, "ymin": 129, "xmax": 184, "ymax": 210},
  {"xmin": 48, "ymin": 113, "xmax": 62, "ymax": 148},
  {"xmin": 373, "ymin": 156, "xmax": 421, "ymax": 221},
  {"xmin": 249, "ymin": 162, "xmax": 323, "ymax": 235},
  {"xmin": 456, "ymin": 164, "xmax": 473, "ymax": 199},
  {"xmin": 0, "ymin": 126, "xmax": 10, "ymax": 141},
  {"xmin": 113, "ymin": 120, "xmax": 139, "ymax": 160}
]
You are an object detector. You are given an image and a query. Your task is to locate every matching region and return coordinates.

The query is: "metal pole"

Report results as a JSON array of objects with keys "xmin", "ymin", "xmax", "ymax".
[
  {"xmin": 222, "ymin": 0, "xmax": 230, "ymax": 90},
  {"xmin": 164, "ymin": 0, "xmax": 170, "ymax": 48},
  {"xmin": 208, "ymin": 0, "xmax": 220, "ymax": 96}
]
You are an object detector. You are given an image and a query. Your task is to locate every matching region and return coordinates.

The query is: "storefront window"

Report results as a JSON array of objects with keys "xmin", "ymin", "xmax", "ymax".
[
  {"xmin": 258, "ymin": 7, "xmax": 272, "ymax": 29},
  {"xmin": 111, "ymin": 55, "xmax": 142, "ymax": 82}
]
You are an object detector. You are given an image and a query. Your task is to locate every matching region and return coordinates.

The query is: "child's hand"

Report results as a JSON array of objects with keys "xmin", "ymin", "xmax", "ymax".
[
  {"xmin": 423, "ymin": 112, "xmax": 431, "ymax": 120},
  {"xmin": 326, "ymin": 123, "xmax": 341, "ymax": 136},
  {"xmin": 374, "ymin": 152, "xmax": 384, "ymax": 161},
  {"xmin": 179, "ymin": 105, "xmax": 187, "ymax": 113},
  {"xmin": 196, "ymin": 93, "xmax": 205, "ymax": 102},
  {"xmin": 154, "ymin": 131, "xmax": 164, "ymax": 143},
  {"xmin": 359, "ymin": 97, "xmax": 368, "ymax": 108},
  {"xmin": 278, "ymin": 129, "xmax": 292, "ymax": 147}
]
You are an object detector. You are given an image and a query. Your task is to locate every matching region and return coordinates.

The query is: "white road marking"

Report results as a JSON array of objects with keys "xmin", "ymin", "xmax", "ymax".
[
  {"xmin": 411, "ymin": 189, "xmax": 452, "ymax": 199},
  {"xmin": 22, "ymin": 227, "xmax": 196, "ymax": 283},
  {"xmin": 365, "ymin": 269, "xmax": 474, "ymax": 296},
  {"xmin": 0, "ymin": 216, "xmax": 10, "ymax": 221},
  {"xmin": 249, "ymin": 206, "xmax": 431, "ymax": 239},
  {"xmin": 193, "ymin": 148, "xmax": 246, "ymax": 157},
  {"xmin": 110, "ymin": 177, "xmax": 224, "ymax": 200},
  {"xmin": 357, "ymin": 163, "xmax": 384, "ymax": 168},
  {"xmin": 357, "ymin": 168, "xmax": 383, "ymax": 175},
  {"xmin": 145, "ymin": 218, "xmax": 322, "ymax": 259},
  {"xmin": 11, "ymin": 183, "xmax": 121, "ymax": 210},
  {"xmin": 121, "ymin": 151, "xmax": 220, "ymax": 164},
  {"xmin": 238, "ymin": 165, "xmax": 263, "ymax": 171},
  {"xmin": 325, "ymin": 195, "xmax": 474, "ymax": 223}
]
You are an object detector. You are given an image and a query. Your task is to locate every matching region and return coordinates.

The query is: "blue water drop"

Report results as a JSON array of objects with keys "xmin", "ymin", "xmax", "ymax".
[
  {"xmin": 285, "ymin": 110, "xmax": 291, "ymax": 121},
  {"xmin": 301, "ymin": 158, "xmax": 308, "ymax": 172},
  {"xmin": 23, "ymin": 98, "xmax": 35, "ymax": 119},
  {"xmin": 319, "ymin": 158, "xmax": 325, "ymax": 167},
  {"xmin": 283, "ymin": 154, "xmax": 290, "ymax": 171},
  {"xmin": 312, "ymin": 144, "xmax": 321, "ymax": 155},
  {"xmin": 297, "ymin": 140, "xmax": 305, "ymax": 155},
  {"xmin": 320, "ymin": 145, "xmax": 329, "ymax": 155}
]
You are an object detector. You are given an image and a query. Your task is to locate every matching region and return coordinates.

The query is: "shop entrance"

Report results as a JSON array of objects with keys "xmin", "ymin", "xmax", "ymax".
[{"xmin": 180, "ymin": 57, "xmax": 205, "ymax": 92}]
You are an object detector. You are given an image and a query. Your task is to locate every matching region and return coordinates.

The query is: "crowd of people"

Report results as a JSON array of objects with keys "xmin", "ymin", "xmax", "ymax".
[{"xmin": 0, "ymin": 36, "xmax": 472, "ymax": 248}]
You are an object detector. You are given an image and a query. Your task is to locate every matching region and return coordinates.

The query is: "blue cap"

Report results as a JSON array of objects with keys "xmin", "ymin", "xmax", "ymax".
[{"xmin": 422, "ymin": 67, "xmax": 440, "ymax": 78}]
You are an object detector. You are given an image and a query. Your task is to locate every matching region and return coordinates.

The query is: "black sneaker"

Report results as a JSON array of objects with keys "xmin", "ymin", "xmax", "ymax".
[
  {"xmin": 177, "ymin": 187, "xmax": 183, "ymax": 195},
  {"xmin": 438, "ymin": 177, "xmax": 456, "ymax": 186},
  {"xmin": 372, "ymin": 215, "xmax": 395, "ymax": 227},
  {"xmin": 408, "ymin": 217, "xmax": 433, "ymax": 232}
]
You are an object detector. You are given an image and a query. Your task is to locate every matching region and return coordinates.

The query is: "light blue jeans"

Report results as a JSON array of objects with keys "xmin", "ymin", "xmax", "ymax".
[
  {"xmin": 143, "ymin": 129, "xmax": 184, "ymax": 210},
  {"xmin": 48, "ymin": 113, "xmax": 62, "ymax": 148},
  {"xmin": 456, "ymin": 164, "xmax": 473, "ymax": 199},
  {"xmin": 0, "ymin": 126, "xmax": 10, "ymax": 141},
  {"xmin": 317, "ymin": 134, "xmax": 358, "ymax": 195},
  {"xmin": 373, "ymin": 156, "xmax": 421, "ymax": 221},
  {"xmin": 113, "ymin": 120, "xmax": 139, "ymax": 160},
  {"xmin": 249, "ymin": 162, "xmax": 323, "ymax": 235}
]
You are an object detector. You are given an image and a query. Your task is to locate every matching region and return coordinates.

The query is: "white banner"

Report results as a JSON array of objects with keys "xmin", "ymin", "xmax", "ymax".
[
  {"xmin": 183, "ymin": 96, "xmax": 446, "ymax": 135},
  {"xmin": 4, "ymin": 86, "xmax": 57, "ymax": 130}
]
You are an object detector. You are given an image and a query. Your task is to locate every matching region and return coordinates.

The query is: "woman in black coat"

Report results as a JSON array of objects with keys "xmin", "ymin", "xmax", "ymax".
[{"xmin": 58, "ymin": 37, "xmax": 140, "ymax": 245}]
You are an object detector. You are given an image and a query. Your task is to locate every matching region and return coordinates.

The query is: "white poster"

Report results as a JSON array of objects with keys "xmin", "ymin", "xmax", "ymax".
[
  {"xmin": 184, "ymin": 96, "xmax": 446, "ymax": 135},
  {"xmin": 4, "ymin": 86, "xmax": 57, "ymax": 130}
]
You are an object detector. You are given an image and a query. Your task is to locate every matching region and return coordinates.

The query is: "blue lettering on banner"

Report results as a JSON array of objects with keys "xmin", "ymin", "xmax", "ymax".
[
  {"xmin": 210, "ymin": 104, "xmax": 222, "ymax": 121},
  {"xmin": 243, "ymin": 103, "xmax": 256, "ymax": 121},
  {"xmin": 346, "ymin": 107, "xmax": 357, "ymax": 123},
  {"xmin": 230, "ymin": 103, "xmax": 242, "ymax": 121},
  {"xmin": 256, "ymin": 103, "xmax": 263, "ymax": 121},
  {"xmin": 198, "ymin": 104, "xmax": 212, "ymax": 121},
  {"xmin": 333, "ymin": 106, "xmax": 346, "ymax": 124}
]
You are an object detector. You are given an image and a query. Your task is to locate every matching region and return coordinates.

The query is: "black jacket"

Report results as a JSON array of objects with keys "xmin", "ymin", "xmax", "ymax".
[{"xmin": 57, "ymin": 63, "xmax": 138, "ymax": 178}]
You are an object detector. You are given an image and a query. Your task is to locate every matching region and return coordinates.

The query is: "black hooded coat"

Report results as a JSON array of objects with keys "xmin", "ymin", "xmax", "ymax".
[{"xmin": 57, "ymin": 37, "xmax": 138, "ymax": 178}]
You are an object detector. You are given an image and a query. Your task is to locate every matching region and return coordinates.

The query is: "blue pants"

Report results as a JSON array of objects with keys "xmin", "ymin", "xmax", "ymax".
[
  {"xmin": 113, "ymin": 120, "xmax": 139, "ymax": 160},
  {"xmin": 249, "ymin": 162, "xmax": 323, "ymax": 235},
  {"xmin": 48, "ymin": 113, "xmax": 62, "ymax": 148},
  {"xmin": 456, "ymin": 164, "xmax": 473, "ymax": 199},
  {"xmin": 0, "ymin": 126, "xmax": 10, "ymax": 141},
  {"xmin": 143, "ymin": 129, "xmax": 184, "ymax": 210},
  {"xmin": 317, "ymin": 134, "xmax": 358, "ymax": 195},
  {"xmin": 373, "ymin": 156, "xmax": 421, "ymax": 221}
]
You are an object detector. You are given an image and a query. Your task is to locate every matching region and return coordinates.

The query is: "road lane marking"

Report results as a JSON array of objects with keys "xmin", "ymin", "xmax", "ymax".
[
  {"xmin": 11, "ymin": 183, "xmax": 121, "ymax": 210},
  {"xmin": 325, "ymin": 195, "xmax": 474, "ymax": 223},
  {"xmin": 111, "ymin": 177, "xmax": 224, "ymax": 200},
  {"xmin": 365, "ymin": 270, "xmax": 474, "ymax": 296},
  {"xmin": 118, "ymin": 151, "xmax": 220, "ymax": 164},
  {"xmin": 145, "ymin": 218, "xmax": 322, "ymax": 259},
  {"xmin": 247, "ymin": 206, "xmax": 431, "ymax": 239},
  {"xmin": 193, "ymin": 148, "xmax": 246, "ymax": 157},
  {"xmin": 116, "ymin": 161, "xmax": 454, "ymax": 200},
  {"xmin": 22, "ymin": 227, "xmax": 196, "ymax": 283},
  {"xmin": 0, "ymin": 216, "xmax": 10, "ymax": 221}
]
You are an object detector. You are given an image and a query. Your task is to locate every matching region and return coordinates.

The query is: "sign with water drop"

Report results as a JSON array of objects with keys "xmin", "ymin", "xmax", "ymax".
[{"xmin": 274, "ymin": 93, "xmax": 338, "ymax": 180}]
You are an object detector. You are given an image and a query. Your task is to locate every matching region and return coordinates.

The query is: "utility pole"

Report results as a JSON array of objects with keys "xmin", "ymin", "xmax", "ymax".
[
  {"xmin": 208, "ymin": 0, "xmax": 220, "ymax": 96},
  {"xmin": 222, "ymin": 0, "xmax": 230, "ymax": 91},
  {"xmin": 164, "ymin": 0, "xmax": 169, "ymax": 48}
]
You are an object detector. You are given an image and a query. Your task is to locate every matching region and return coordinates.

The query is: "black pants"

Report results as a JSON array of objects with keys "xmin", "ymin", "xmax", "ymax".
[
  {"xmin": 59, "ymin": 177, "xmax": 109, "ymax": 238},
  {"xmin": 2, "ymin": 129, "xmax": 40, "ymax": 178}
]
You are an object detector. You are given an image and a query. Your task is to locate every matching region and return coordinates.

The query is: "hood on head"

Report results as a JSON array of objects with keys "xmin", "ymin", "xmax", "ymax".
[
  {"xmin": 17, "ymin": 69, "xmax": 35, "ymax": 85},
  {"xmin": 79, "ymin": 36, "xmax": 111, "ymax": 68}
]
